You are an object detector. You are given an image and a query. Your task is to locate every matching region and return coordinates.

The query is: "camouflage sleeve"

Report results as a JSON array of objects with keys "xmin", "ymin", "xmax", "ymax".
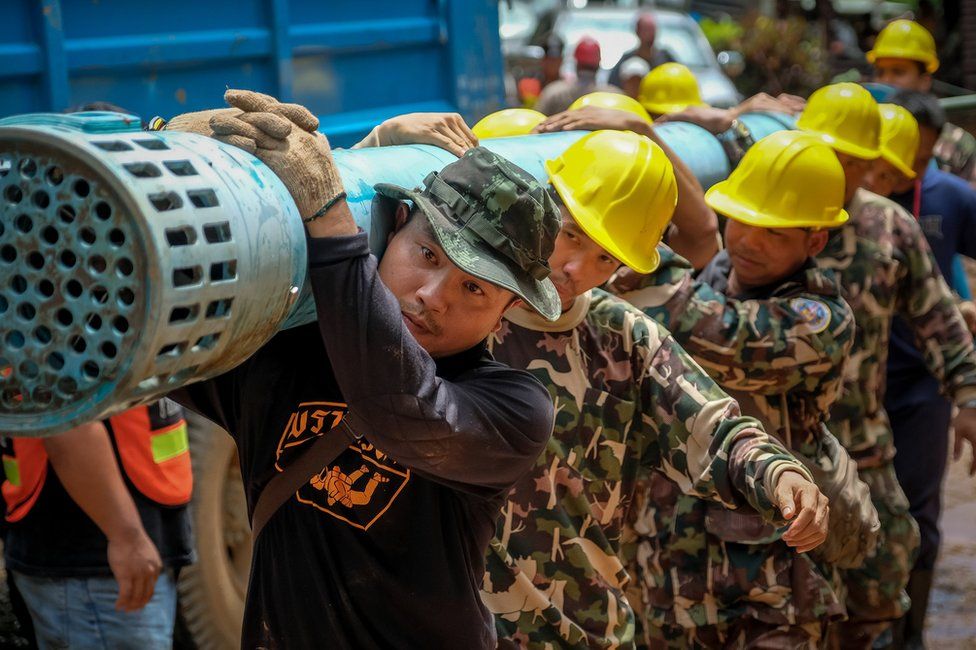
[
  {"xmin": 614, "ymin": 246, "xmax": 856, "ymax": 395},
  {"xmin": 935, "ymin": 123, "xmax": 976, "ymax": 186},
  {"xmin": 893, "ymin": 208, "xmax": 976, "ymax": 406},
  {"xmin": 636, "ymin": 327, "xmax": 812, "ymax": 525}
]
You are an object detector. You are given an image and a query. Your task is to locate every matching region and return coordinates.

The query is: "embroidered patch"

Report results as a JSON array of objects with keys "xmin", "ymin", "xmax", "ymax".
[{"xmin": 790, "ymin": 297, "xmax": 831, "ymax": 333}]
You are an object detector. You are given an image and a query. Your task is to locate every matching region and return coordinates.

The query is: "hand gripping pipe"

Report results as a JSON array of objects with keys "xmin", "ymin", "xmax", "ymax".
[{"xmin": 0, "ymin": 110, "xmax": 793, "ymax": 437}]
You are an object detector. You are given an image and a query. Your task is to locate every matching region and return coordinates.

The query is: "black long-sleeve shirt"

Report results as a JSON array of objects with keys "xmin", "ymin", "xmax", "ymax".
[{"xmin": 177, "ymin": 231, "xmax": 553, "ymax": 649}]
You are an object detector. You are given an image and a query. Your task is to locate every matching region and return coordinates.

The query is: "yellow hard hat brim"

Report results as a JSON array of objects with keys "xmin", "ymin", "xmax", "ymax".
[
  {"xmin": 547, "ymin": 173, "xmax": 661, "ymax": 274},
  {"xmin": 640, "ymin": 100, "xmax": 705, "ymax": 116},
  {"xmin": 705, "ymin": 182, "xmax": 849, "ymax": 230},
  {"xmin": 867, "ymin": 48, "xmax": 939, "ymax": 73},
  {"xmin": 880, "ymin": 147, "xmax": 917, "ymax": 179},
  {"xmin": 802, "ymin": 129, "xmax": 881, "ymax": 161}
]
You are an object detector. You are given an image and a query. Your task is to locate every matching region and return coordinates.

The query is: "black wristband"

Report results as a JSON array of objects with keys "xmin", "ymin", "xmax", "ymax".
[{"xmin": 302, "ymin": 191, "xmax": 348, "ymax": 224}]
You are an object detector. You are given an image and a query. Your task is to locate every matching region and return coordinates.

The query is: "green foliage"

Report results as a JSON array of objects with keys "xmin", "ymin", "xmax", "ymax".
[
  {"xmin": 736, "ymin": 15, "xmax": 831, "ymax": 97},
  {"xmin": 700, "ymin": 16, "xmax": 744, "ymax": 53}
]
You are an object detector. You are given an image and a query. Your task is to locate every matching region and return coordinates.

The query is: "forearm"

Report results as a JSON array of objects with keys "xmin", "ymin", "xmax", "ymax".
[
  {"xmin": 43, "ymin": 422, "xmax": 145, "ymax": 541},
  {"xmin": 920, "ymin": 296, "xmax": 976, "ymax": 406},
  {"xmin": 642, "ymin": 127, "xmax": 719, "ymax": 269},
  {"xmin": 656, "ymin": 404, "xmax": 807, "ymax": 526},
  {"xmin": 721, "ymin": 420, "xmax": 812, "ymax": 525},
  {"xmin": 643, "ymin": 336, "xmax": 808, "ymax": 524},
  {"xmin": 903, "ymin": 235, "xmax": 976, "ymax": 404}
]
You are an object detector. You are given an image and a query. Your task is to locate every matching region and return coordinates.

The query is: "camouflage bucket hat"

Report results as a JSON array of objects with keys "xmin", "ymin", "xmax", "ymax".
[{"xmin": 374, "ymin": 147, "xmax": 562, "ymax": 321}]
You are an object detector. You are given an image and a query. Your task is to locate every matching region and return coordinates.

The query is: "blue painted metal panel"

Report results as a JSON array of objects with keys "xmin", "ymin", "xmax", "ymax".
[{"xmin": 0, "ymin": 0, "xmax": 506, "ymax": 147}]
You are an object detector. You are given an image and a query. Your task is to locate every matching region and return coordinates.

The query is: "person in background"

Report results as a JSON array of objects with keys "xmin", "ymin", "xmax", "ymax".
[
  {"xmin": 637, "ymin": 63, "xmax": 707, "ymax": 119},
  {"xmin": 539, "ymin": 33, "xmax": 565, "ymax": 91},
  {"xmin": 608, "ymin": 12, "xmax": 673, "ymax": 88},
  {"xmin": 877, "ymin": 90, "xmax": 976, "ymax": 649},
  {"xmin": 535, "ymin": 37, "xmax": 621, "ymax": 116},
  {"xmin": 2, "ymin": 401, "xmax": 194, "ymax": 650},
  {"xmin": 868, "ymin": 19, "xmax": 976, "ymax": 186},
  {"xmin": 798, "ymin": 82, "xmax": 976, "ymax": 649},
  {"xmin": 617, "ymin": 56, "xmax": 651, "ymax": 100}
]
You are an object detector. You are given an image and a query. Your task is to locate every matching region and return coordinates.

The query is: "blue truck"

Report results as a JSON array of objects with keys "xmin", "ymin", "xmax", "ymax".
[{"xmin": 0, "ymin": 0, "xmax": 507, "ymax": 147}]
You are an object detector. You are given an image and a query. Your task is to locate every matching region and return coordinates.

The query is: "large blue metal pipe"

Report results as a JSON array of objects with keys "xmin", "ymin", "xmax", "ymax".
[{"xmin": 0, "ymin": 110, "xmax": 793, "ymax": 436}]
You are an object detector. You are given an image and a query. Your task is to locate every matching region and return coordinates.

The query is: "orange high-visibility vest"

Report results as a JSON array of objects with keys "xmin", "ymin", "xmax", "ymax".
[{"xmin": 2, "ymin": 402, "xmax": 192, "ymax": 523}]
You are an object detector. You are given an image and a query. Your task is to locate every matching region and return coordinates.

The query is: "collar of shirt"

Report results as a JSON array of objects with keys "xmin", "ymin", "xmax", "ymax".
[
  {"xmin": 699, "ymin": 250, "xmax": 818, "ymax": 299},
  {"xmin": 503, "ymin": 290, "xmax": 593, "ymax": 332}
]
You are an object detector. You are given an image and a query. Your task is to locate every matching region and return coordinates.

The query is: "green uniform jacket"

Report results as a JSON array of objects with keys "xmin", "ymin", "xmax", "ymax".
[
  {"xmin": 934, "ymin": 122, "xmax": 976, "ymax": 186},
  {"xmin": 482, "ymin": 289, "xmax": 814, "ymax": 649},
  {"xmin": 818, "ymin": 188, "xmax": 976, "ymax": 460},
  {"xmin": 610, "ymin": 247, "xmax": 853, "ymax": 632}
]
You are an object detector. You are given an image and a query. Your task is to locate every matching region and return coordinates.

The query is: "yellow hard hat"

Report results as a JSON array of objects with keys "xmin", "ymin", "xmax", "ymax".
[
  {"xmin": 796, "ymin": 82, "xmax": 881, "ymax": 160},
  {"xmin": 867, "ymin": 19, "xmax": 939, "ymax": 73},
  {"xmin": 472, "ymin": 108, "xmax": 546, "ymax": 139},
  {"xmin": 878, "ymin": 103, "xmax": 919, "ymax": 179},
  {"xmin": 568, "ymin": 92, "xmax": 651, "ymax": 122},
  {"xmin": 637, "ymin": 63, "xmax": 705, "ymax": 115},
  {"xmin": 705, "ymin": 131, "xmax": 848, "ymax": 230},
  {"xmin": 545, "ymin": 130, "xmax": 676, "ymax": 273}
]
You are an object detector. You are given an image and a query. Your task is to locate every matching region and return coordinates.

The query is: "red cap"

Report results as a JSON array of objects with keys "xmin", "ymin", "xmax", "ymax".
[{"xmin": 574, "ymin": 37, "xmax": 602, "ymax": 69}]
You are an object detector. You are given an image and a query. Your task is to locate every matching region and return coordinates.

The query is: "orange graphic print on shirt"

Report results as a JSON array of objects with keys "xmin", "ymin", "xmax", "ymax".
[{"xmin": 276, "ymin": 401, "xmax": 410, "ymax": 531}]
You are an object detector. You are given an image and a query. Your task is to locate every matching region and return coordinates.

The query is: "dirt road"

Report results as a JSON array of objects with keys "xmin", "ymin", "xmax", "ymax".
[{"xmin": 926, "ymin": 444, "xmax": 976, "ymax": 648}]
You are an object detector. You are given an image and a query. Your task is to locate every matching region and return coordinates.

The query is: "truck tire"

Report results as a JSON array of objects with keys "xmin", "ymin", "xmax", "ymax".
[{"xmin": 176, "ymin": 413, "xmax": 250, "ymax": 650}]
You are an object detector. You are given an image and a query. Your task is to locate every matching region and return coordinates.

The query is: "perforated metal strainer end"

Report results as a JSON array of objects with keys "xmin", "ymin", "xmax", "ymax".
[{"xmin": 0, "ymin": 131, "xmax": 148, "ymax": 435}]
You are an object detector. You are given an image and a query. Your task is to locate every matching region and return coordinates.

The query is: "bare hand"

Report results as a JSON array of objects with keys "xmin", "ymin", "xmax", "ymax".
[
  {"xmin": 654, "ymin": 105, "xmax": 735, "ymax": 135},
  {"xmin": 533, "ymin": 106, "xmax": 650, "ymax": 135},
  {"xmin": 107, "ymin": 529, "xmax": 162, "ymax": 612},
  {"xmin": 776, "ymin": 93, "xmax": 807, "ymax": 114},
  {"xmin": 774, "ymin": 470, "xmax": 830, "ymax": 553},
  {"xmin": 952, "ymin": 407, "xmax": 976, "ymax": 475},
  {"xmin": 732, "ymin": 92, "xmax": 803, "ymax": 116},
  {"xmin": 371, "ymin": 113, "xmax": 478, "ymax": 157}
]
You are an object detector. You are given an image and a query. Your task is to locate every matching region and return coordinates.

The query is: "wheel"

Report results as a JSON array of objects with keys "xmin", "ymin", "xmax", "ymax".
[{"xmin": 176, "ymin": 412, "xmax": 250, "ymax": 650}]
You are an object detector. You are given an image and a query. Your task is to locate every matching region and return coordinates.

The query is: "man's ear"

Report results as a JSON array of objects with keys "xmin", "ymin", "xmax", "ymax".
[
  {"xmin": 389, "ymin": 202, "xmax": 411, "ymax": 246},
  {"xmin": 807, "ymin": 230, "xmax": 829, "ymax": 257},
  {"xmin": 492, "ymin": 298, "xmax": 523, "ymax": 333}
]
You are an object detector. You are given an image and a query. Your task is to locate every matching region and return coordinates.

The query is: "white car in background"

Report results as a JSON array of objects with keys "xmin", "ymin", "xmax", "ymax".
[{"xmin": 552, "ymin": 7, "xmax": 742, "ymax": 107}]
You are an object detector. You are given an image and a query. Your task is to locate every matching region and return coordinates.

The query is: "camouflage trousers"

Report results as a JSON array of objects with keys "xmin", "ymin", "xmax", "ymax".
[
  {"xmin": 644, "ymin": 619, "xmax": 824, "ymax": 649},
  {"xmin": 829, "ymin": 462, "xmax": 919, "ymax": 649}
]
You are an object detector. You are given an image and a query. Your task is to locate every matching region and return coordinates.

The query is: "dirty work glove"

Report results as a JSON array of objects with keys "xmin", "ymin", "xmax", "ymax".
[
  {"xmin": 217, "ymin": 89, "xmax": 343, "ymax": 220},
  {"xmin": 163, "ymin": 108, "xmax": 238, "ymax": 137},
  {"xmin": 353, "ymin": 112, "xmax": 478, "ymax": 157},
  {"xmin": 167, "ymin": 90, "xmax": 343, "ymax": 221}
]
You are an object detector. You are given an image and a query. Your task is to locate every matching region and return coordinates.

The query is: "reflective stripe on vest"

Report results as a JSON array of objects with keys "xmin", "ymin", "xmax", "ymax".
[
  {"xmin": 109, "ymin": 403, "xmax": 192, "ymax": 507},
  {"xmin": 2, "ymin": 438, "xmax": 48, "ymax": 523},
  {"xmin": 1, "ymin": 402, "xmax": 192, "ymax": 521}
]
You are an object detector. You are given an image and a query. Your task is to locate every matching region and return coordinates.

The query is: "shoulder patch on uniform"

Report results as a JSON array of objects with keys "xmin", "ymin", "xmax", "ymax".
[{"xmin": 790, "ymin": 297, "xmax": 831, "ymax": 333}]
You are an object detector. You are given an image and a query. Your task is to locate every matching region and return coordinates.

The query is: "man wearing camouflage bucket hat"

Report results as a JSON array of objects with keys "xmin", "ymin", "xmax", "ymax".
[{"xmin": 163, "ymin": 90, "xmax": 560, "ymax": 648}]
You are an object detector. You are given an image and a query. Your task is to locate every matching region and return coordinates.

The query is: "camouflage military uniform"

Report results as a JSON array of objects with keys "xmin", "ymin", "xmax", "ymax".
[
  {"xmin": 610, "ymin": 247, "xmax": 854, "ymax": 647},
  {"xmin": 482, "ymin": 289, "xmax": 816, "ymax": 649},
  {"xmin": 816, "ymin": 188, "xmax": 976, "ymax": 641},
  {"xmin": 934, "ymin": 122, "xmax": 976, "ymax": 187}
]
